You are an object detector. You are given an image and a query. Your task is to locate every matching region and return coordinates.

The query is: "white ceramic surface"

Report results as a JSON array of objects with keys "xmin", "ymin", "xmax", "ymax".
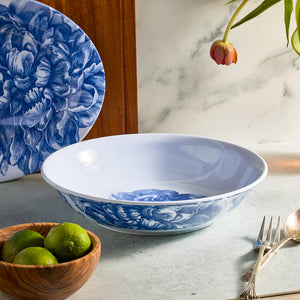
[{"xmin": 41, "ymin": 134, "xmax": 267, "ymax": 235}]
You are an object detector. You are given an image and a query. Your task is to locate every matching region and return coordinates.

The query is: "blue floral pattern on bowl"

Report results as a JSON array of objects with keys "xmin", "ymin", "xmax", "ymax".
[
  {"xmin": 59, "ymin": 189, "xmax": 248, "ymax": 235},
  {"xmin": 0, "ymin": 0, "xmax": 105, "ymax": 179},
  {"xmin": 110, "ymin": 189, "xmax": 205, "ymax": 202}
]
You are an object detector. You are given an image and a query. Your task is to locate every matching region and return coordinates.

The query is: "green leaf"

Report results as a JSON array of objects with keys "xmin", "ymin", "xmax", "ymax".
[
  {"xmin": 291, "ymin": 28, "xmax": 300, "ymax": 54},
  {"xmin": 231, "ymin": 0, "xmax": 283, "ymax": 29},
  {"xmin": 296, "ymin": 0, "xmax": 300, "ymax": 41},
  {"xmin": 296, "ymin": 0, "xmax": 300, "ymax": 20},
  {"xmin": 284, "ymin": 0, "xmax": 293, "ymax": 46},
  {"xmin": 225, "ymin": 0, "xmax": 239, "ymax": 5}
]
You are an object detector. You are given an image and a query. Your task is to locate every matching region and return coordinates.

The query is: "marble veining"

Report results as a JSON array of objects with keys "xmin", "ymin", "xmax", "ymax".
[{"xmin": 136, "ymin": 0, "xmax": 300, "ymax": 147}]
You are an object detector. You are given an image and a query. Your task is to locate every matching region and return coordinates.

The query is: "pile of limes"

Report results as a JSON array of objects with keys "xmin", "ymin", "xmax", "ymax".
[{"xmin": 1, "ymin": 222, "xmax": 92, "ymax": 265}]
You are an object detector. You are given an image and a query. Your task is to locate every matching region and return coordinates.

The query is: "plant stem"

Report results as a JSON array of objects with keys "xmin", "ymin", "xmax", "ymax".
[{"xmin": 223, "ymin": 0, "xmax": 250, "ymax": 41}]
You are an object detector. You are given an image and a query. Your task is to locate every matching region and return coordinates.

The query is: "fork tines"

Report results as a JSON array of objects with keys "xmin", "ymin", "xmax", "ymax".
[{"xmin": 253, "ymin": 216, "xmax": 281, "ymax": 251}]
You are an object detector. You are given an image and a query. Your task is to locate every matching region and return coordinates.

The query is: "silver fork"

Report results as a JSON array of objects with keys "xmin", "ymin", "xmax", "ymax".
[
  {"xmin": 242, "ymin": 216, "xmax": 281, "ymax": 282},
  {"xmin": 240, "ymin": 216, "xmax": 281, "ymax": 299}
]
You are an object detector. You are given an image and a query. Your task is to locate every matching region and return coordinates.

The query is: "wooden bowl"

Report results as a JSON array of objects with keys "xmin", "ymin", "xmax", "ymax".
[{"xmin": 0, "ymin": 223, "xmax": 101, "ymax": 300}]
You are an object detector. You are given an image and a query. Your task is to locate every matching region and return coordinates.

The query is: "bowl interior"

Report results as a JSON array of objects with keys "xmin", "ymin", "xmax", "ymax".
[{"xmin": 41, "ymin": 134, "xmax": 267, "ymax": 201}]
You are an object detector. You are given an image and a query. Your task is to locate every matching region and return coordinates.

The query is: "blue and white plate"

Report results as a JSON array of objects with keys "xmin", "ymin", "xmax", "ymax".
[{"xmin": 0, "ymin": 0, "xmax": 105, "ymax": 182}]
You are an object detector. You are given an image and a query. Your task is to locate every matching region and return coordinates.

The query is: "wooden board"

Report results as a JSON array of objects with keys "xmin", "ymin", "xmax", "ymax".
[{"xmin": 38, "ymin": 0, "xmax": 138, "ymax": 138}]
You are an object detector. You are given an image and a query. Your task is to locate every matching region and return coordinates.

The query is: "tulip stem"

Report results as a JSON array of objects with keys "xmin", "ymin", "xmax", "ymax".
[{"xmin": 223, "ymin": 0, "xmax": 250, "ymax": 42}]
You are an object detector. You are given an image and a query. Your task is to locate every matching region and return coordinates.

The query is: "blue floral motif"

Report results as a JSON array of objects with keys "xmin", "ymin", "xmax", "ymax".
[
  {"xmin": 0, "ymin": 0, "xmax": 105, "ymax": 177},
  {"xmin": 59, "ymin": 190, "xmax": 246, "ymax": 234},
  {"xmin": 110, "ymin": 189, "xmax": 205, "ymax": 202}
]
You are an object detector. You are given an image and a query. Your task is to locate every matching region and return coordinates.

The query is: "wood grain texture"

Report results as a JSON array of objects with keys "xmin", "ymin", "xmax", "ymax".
[
  {"xmin": 38, "ymin": 0, "xmax": 138, "ymax": 138},
  {"xmin": 0, "ymin": 223, "xmax": 101, "ymax": 300},
  {"xmin": 229, "ymin": 290, "xmax": 300, "ymax": 299}
]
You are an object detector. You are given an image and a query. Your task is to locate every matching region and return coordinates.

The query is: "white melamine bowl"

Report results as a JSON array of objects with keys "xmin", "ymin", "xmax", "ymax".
[{"xmin": 41, "ymin": 134, "xmax": 267, "ymax": 235}]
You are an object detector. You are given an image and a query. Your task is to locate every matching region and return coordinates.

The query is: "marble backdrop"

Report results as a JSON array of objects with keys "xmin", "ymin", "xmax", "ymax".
[{"xmin": 135, "ymin": 0, "xmax": 300, "ymax": 147}]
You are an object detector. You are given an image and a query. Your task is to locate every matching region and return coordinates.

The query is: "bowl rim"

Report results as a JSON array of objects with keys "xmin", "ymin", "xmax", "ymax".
[
  {"xmin": 41, "ymin": 133, "xmax": 268, "ymax": 206},
  {"xmin": 0, "ymin": 222, "xmax": 101, "ymax": 268}
]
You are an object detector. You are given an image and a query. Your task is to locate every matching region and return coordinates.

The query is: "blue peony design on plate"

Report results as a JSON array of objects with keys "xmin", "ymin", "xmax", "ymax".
[{"xmin": 0, "ymin": 0, "xmax": 105, "ymax": 179}]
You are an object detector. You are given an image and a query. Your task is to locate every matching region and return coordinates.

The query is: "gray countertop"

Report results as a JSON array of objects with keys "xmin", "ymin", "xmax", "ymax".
[{"xmin": 1, "ymin": 147, "xmax": 300, "ymax": 299}]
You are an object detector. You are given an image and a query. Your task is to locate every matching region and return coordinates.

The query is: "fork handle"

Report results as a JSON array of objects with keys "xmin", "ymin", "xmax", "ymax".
[
  {"xmin": 240, "ymin": 245, "xmax": 266, "ymax": 298},
  {"xmin": 242, "ymin": 236, "xmax": 292, "ymax": 282}
]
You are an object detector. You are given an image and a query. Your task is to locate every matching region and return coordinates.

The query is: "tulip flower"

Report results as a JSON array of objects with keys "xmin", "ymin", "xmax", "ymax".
[
  {"xmin": 210, "ymin": 0, "xmax": 300, "ymax": 63},
  {"xmin": 210, "ymin": 0, "xmax": 249, "ymax": 66},
  {"xmin": 210, "ymin": 40, "xmax": 237, "ymax": 65}
]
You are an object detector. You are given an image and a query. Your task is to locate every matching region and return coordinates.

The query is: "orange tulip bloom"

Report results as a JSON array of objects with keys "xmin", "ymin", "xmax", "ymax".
[{"xmin": 210, "ymin": 40, "xmax": 237, "ymax": 65}]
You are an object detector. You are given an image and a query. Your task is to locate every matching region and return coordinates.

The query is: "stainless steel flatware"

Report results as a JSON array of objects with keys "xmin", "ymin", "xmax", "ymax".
[
  {"xmin": 242, "ymin": 216, "xmax": 280, "ymax": 282},
  {"xmin": 253, "ymin": 216, "xmax": 281, "ymax": 251},
  {"xmin": 243, "ymin": 209, "xmax": 300, "ymax": 282},
  {"xmin": 240, "ymin": 216, "xmax": 280, "ymax": 299}
]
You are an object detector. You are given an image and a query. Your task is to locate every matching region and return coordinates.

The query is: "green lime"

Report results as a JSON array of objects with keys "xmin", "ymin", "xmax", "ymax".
[
  {"xmin": 2, "ymin": 229, "xmax": 45, "ymax": 263},
  {"xmin": 13, "ymin": 247, "xmax": 58, "ymax": 265},
  {"xmin": 44, "ymin": 222, "xmax": 91, "ymax": 262}
]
